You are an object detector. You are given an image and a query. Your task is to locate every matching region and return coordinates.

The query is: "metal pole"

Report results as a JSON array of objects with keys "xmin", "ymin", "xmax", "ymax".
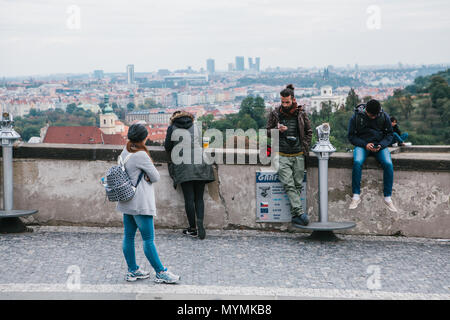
[
  {"xmin": 293, "ymin": 123, "xmax": 356, "ymax": 241},
  {"xmin": 2, "ymin": 146, "xmax": 13, "ymax": 211},
  {"xmin": 318, "ymin": 157, "xmax": 328, "ymax": 223}
]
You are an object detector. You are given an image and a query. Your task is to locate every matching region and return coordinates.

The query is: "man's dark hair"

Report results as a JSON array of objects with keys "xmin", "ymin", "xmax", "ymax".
[
  {"xmin": 366, "ymin": 99, "xmax": 381, "ymax": 115},
  {"xmin": 280, "ymin": 84, "xmax": 295, "ymax": 97},
  {"xmin": 390, "ymin": 116, "xmax": 397, "ymax": 122}
]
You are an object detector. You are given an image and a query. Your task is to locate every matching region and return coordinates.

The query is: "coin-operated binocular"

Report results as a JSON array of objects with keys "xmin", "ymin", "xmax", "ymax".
[
  {"xmin": 0, "ymin": 112, "xmax": 38, "ymax": 233},
  {"xmin": 293, "ymin": 123, "xmax": 356, "ymax": 241}
]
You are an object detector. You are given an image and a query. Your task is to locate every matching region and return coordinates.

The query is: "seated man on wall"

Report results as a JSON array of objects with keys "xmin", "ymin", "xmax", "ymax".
[
  {"xmin": 389, "ymin": 116, "xmax": 409, "ymax": 147},
  {"xmin": 347, "ymin": 99, "xmax": 397, "ymax": 212}
]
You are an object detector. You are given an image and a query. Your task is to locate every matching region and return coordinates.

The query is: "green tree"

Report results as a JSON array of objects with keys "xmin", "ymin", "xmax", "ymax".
[
  {"xmin": 429, "ymin": 76, "xmax": 450, "ymax": 106},
  {"xmin": 237, "ymin": 114, "xmax": 258, "ymax": 131},
  {"xmin": 66, "ymin": 103, "xmax": 77, "ymax": 114},
  {"xmin": 344, "ymin": 88, "xmax": 360, "ymax": 111},
  {"xmin": 238, "ymin": 96, "xmax": 266, "ymax": 128},
  {"xmin": 127, "ymin": 102, "xmax": 135, "ymax": 111},
  {"xmin": 398, "ymin": 95, "xmax": 414, "ymax": 119},
  {"xmin": 143, "ymin": 98, "xmax": 162, "ymax": 109},
  {"xmin": 198, "ymin": 113, "xmax": 214, "ymax": 130},
  {"xmin": 362, "ymin": 96, "xmax": 372, "ymax": 103},
  {"xmin": 22, "ymin": 126, "xmax": 41, "ymax": 141}
]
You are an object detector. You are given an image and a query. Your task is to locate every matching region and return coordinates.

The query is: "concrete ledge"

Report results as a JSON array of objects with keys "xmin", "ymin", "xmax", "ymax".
[
  {"xmin": 7, "ymin": 143, "xmax": 450, "ymax": 172},
  {"xmin": 399, "ymin": 145, "xmax": 450, "ymax": 153},
  {"xmin": 9, "ymin": 143, "xmax": 170, "ymax": 163},
  {"xmin": 2, "ymin": 144, "xmax": 449, "ymax": 238}
]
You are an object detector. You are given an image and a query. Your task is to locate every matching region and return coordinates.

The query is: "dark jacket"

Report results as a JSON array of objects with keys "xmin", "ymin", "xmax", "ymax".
[
  {"xmin": 266, "ymin": 104, "xmax": 313, "ymax": 156},
  {"xmin": 392, "ymin": 124, "xmax": 401, "ymax": 136},
  {"xmin": 348, "ymin": 110, "xmax": 393, "ymax": 149},
  {"xmin": 164, "ymin": 112, "xmax": 215, "ymax": 188}
]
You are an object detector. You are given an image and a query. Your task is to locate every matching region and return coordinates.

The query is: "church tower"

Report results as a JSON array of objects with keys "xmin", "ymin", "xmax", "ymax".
[{"xmin": 99, "ymin": 94, "xmax": 118, "ymax": 135}]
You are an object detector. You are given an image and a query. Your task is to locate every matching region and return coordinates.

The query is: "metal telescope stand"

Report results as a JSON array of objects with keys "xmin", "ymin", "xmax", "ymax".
[
  {"xmin": 0, "ymin": 112, "xmax": 38, "ymax": 233},
  {"xmin": 293, "ymin": 123, "xmax": 356, "ymax": 241}
]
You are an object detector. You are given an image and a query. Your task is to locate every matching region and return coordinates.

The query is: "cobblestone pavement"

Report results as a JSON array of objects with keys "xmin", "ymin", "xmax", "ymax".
[{"xmin": 0, "ymin": 226, "xmax": 449, "ymax": 299}]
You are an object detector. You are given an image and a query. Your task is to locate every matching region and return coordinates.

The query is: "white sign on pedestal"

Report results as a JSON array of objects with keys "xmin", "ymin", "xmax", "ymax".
[{"xmin": 255, "ymin": 171, "xmax": 307, "ymax": 222}]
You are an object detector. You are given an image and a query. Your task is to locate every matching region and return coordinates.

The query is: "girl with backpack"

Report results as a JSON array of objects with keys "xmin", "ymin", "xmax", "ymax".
[{"xmin": 117, "ymin": 123, "xmax": 180, "ymax": 283}]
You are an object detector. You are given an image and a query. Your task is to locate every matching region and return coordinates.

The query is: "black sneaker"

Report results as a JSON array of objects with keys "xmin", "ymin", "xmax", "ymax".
[
  {"xmin": 182, "ymin": 228, "xmax": 197, "ymax": 237},
  {"xmin": 292, "ymin": 213, "xmax": 309, "ymax": 226}
]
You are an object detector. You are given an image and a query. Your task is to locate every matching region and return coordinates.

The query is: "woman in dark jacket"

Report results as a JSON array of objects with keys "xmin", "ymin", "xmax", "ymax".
[{"xmin": 164, "ymin": 111, "xmax": 215, "ymax": 239}]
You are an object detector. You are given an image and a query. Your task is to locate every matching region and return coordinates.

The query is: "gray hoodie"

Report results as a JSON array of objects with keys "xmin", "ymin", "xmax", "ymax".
[{"xmin": 116, "ymin": 148, "xmax": 160, "ymax": 216}]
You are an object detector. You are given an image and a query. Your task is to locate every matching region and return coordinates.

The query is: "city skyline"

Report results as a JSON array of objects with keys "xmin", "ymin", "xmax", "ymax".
[
  {"xmin": 1, "ymin": 0, "xmax": 449, "ymax": 77},
  {"xmin": 2, "ymin": 61, "xmax": 449, "ymax": 80}
]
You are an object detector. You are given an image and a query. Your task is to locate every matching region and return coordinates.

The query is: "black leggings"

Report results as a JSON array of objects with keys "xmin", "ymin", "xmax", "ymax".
[{"xmin": 180, "ymin": 181, "xmax": 206, "ymax": 229}]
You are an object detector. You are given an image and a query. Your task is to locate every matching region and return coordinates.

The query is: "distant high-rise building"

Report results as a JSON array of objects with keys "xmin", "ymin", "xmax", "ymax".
[
  {"xmin": 235, "ymin": 56, "xmax": 245, "ymax": 71},
  {"xmin": 127, "ymin": 64, "xmax": 135, "ymax": 84},
  {"xmin": 323, "ymin": 67, "xmax": 329, "ymax": 80},
  {"xmin": 157, "ymin": 69, "xmax": 171, "ymax": 76},
  {"xmin": 228, "ymin": 63, "xmax": 235, "ymax": 72},
  {"xmin": 94, "ymin": 70, "xmax": 104, "ymax": 79},
  {"xmin": 255, "ymin": 57, "xmax": 260, "ymax": 72},
  {"xmin": 206, "ymin": 59, "xmax": 215, "ymax": 74},
  {"xmin": 248, "ymin": 57, "xmax": 261, "ymax": 72}
]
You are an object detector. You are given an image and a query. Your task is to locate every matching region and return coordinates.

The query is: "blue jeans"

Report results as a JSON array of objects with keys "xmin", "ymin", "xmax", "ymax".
[
  {"xmin": 122, "ymin": 214, "xmax": 165, "ymax": 273},
  {"xmin": 393, "ymin": 132, "xmax": 408, "ymax": 144},
  {"xmin": 352, "ymin": 147, "xmax": 394, "ymax": 197}
]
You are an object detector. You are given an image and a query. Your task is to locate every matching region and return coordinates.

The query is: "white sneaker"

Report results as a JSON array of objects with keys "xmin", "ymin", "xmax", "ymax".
[
  {"xmin": 155, "ymin": 269, "xmax": 180, "ymax": 284},
  {"xmin": 349, "ymin": 198, "xmax": 361, "ymax": 209},
  {"xmin": 384, "ymin": 199, "xmax": 398, "ymax": 212},
  {"xmin": 126, "ymin": 268, "xmax": 150, "ymax": 282}
]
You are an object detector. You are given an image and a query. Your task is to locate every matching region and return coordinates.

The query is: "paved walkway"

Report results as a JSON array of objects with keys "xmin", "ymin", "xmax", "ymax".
[{"xmin": 0, "ymin": 226, "xmax": 449, "ymax": 300}]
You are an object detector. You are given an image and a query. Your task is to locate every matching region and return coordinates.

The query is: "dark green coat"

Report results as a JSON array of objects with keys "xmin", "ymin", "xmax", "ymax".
[{"xmin": 164, "ymin": 114, "xmax": 215, "ymax": 188}]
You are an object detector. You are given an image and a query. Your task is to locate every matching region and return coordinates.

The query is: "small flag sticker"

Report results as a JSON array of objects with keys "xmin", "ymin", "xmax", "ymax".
[{"xmin": 260, "ymin": 202, "xmax": 269, "ymax": 208}]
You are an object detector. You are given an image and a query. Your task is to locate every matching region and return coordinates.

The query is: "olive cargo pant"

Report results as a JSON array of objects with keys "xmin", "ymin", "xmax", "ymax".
[{"xmin": 276, "ymin": 155, "xmax": 305, "ymax": 217}]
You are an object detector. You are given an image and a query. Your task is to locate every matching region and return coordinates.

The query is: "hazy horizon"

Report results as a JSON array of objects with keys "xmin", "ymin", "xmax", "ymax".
[{"xmin": 1, "ymin": 0, "xmax": 449, "ymax": 77}]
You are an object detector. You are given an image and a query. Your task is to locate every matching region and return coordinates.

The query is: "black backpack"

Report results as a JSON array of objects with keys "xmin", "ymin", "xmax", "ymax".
[{"xmin": 354, "ymin": 103, "xmax": 389, "ymax": 134}]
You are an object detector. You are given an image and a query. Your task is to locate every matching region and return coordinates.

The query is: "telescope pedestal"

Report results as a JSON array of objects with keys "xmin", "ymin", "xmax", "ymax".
[
  {"xmin": 293, "ymin": 123, "xmax": 356, "ymax": 241},
  {"xmin": 0, "ymin": 210, "xmax": 37, "ymax": 233},
  {"xmin": 293, "ymin": 221, "xmax": 356, "ymax": 241}
]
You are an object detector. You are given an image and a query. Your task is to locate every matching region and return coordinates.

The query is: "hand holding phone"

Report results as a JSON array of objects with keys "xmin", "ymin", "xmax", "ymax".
[
  {"xmin": 277, "ymin": 123, "xmax": 288, "ymax": 132},
  {"xmin": 366, "ymin": 143, "xmax": 380, "ymax": 152}
]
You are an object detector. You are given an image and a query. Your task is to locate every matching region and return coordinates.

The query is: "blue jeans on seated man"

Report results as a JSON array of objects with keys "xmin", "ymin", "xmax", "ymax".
[
  {"xmin": 393, "ymin": 132, "xmax": 408, "ymax": 144},
  {"xmin": 123, "ymin": 214, "xmax": 165, "ymax": 273},
  {"xmin": 352, "ymin": 146, "xmax": 394, "ymax": 197}
]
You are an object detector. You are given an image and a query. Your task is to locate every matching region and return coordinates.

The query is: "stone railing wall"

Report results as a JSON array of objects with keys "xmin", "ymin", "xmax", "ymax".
[{"xmin": 1, "ymin": 143, "xmax": 449, "ymax": 238}]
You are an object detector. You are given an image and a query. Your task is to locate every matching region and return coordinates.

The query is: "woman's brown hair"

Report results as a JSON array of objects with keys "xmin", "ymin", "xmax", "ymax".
[{"xmin": 126, "ymin": 140, "xmax": 153, "ymax": 161}]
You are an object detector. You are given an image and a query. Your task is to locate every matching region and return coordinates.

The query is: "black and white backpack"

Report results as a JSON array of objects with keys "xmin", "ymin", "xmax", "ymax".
[{"xmin": 102, "ymin": 154, "xmax": 144, "ymax": 202}]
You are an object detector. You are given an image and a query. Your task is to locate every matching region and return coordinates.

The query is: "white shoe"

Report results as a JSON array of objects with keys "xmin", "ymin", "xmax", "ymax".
[
  {"xmin": 155, "ymin": 269, "xmax": 180, "ymax": 284},
  {"xmin": 126, "ymin": 268, "xmax": 150, "ymax": 282},
  {"xmin": 384, "ymin": 200, "xmax": 398, "ymax": 212},
  {"xmin": 349, "ymin": 198, "xmax": 361, "ymax": 210}
]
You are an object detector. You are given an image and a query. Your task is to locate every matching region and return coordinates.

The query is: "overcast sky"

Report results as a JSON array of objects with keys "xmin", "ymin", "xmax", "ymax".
[{"xmin": 1, "ymin": 0, "xmax": 449, "ymax": 77}]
